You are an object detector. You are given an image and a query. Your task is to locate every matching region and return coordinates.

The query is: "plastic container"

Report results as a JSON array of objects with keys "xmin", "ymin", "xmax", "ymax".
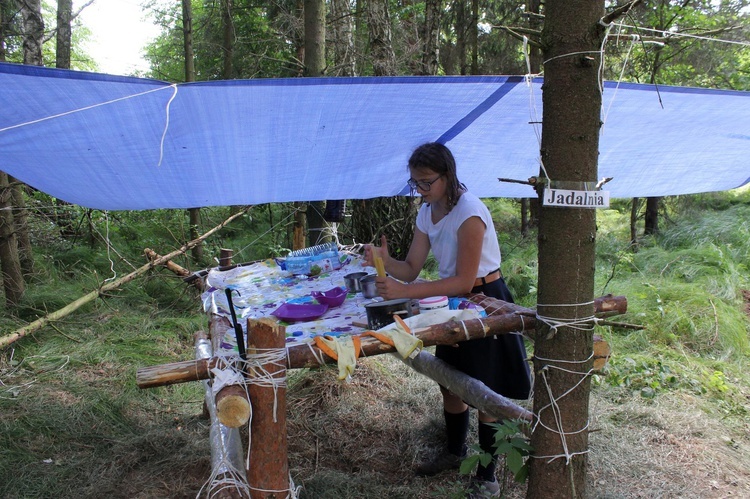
[
  {"xmin": 285, "ymin": 256, "xmax": 311, "ymax": 275},
  {"xmin": 285, "ymin": 242, "xmax": 341, "ymax": 275},
  {"xmin": 419, "ymin": 296, "xmax": 449, "ymax": 312}
]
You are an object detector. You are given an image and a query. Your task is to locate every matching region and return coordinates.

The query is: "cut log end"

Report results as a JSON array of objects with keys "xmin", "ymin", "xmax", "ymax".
[{"xmin": 216, "ymin": 384, "xmax": 252, "ymax": 428}]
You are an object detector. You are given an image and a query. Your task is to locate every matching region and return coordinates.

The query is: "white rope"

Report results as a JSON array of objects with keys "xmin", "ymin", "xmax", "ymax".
[
  {"xmin": 460, "ymin": 320, "xmax": 471, "ymax": 341},
  {"xmin": 302, "ymin": 341, "xmax": 326, "ymax": 366},
  {"xmin": 242, "ymin": 348, "xmax": 288, "ymax": 423},
  {"xmin": 609, "ymin": 22, "xmax": 750, "ymax": 47},
  {"xmin": 157, "ymin": 84, "xmax": 179, "ymax": 167},
  {"xmin": 102, "ymin": 211, "xmax": 117, "ymax": 283},
  {"xmin": 0, "ymin": 84, "xmax": 177, "ymax": 134}
]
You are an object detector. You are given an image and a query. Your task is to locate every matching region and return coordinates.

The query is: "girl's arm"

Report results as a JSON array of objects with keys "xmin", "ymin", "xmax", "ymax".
[{"xmin": 376, "ymin": 216, "xmax": 485, "ymax": 300}]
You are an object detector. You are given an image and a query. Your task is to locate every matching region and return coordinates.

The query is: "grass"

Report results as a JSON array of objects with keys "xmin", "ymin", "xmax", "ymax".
[{"xmin": 1, "ymin": 194, "xmax": 750, "ymax": 497}]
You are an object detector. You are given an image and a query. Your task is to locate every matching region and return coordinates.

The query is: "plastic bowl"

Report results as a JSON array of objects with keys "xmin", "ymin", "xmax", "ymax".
[{"xmin": 311, "ymin": 287, "xmax": 347, "ymax": 308}]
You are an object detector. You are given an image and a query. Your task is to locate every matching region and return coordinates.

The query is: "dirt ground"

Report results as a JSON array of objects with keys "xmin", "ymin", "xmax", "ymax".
[{"xmin": 281, "ymin": 356, "xmax": 750, "ymax": 499}]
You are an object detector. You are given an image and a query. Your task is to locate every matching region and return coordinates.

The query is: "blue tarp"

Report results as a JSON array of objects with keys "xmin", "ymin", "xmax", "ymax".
[{"xmin": 1, "ymin": 62, "xmax": 748, "ymax": 210}]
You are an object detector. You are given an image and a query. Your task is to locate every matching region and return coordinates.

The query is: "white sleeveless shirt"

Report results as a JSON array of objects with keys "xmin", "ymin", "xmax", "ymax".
[{"xmin": 415, "ymin": 191, "xmax": 501, "ymax": 280}]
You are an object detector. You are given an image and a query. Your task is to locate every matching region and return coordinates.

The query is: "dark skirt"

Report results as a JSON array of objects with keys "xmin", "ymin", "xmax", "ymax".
[{"xmin": 435, "ymin": 277, "xmax": 532, "ymax": 400}]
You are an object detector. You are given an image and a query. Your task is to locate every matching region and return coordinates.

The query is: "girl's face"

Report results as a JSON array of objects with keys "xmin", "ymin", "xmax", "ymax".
[{"xmin": 408, "ymin": 166, "xmax": 446, "ymax": 204}]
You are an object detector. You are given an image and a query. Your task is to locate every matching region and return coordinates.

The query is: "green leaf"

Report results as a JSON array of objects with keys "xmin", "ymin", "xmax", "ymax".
[
  {"xmin": 510, "ymin": 437, "xmax": 534, "ymax": 452},
  {"xmin": 506, "ymin": 448, "xmax": 524, "ymax": 474},
  {"xmin": 494, "ymin": 442, "xmax": 513, "ymax": 455},
  {"xmin": 514, "ymin": 464, "xmax": 529, "ymax": 483},
  {"xmin": 459, "ymin": 454, "xmax": 479, "ymax": 475}
]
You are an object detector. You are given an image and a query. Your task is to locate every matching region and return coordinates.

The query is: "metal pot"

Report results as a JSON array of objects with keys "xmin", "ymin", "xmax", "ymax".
[
  {"xmin": 343, "ymin": 272, "xmax": 368, "ymax": 293},
  {"xmin": 359, "ymin": 274, "xmax": 379, "ymax": 299},
  {"xmin": 364, "ymin": 298, "xmax": 415, "ymax": 330}
]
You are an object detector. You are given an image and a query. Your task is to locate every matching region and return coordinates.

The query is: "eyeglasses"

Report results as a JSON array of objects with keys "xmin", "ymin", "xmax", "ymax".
[{"xmin": 407, "ymin": 175, "xmax": 443, "ymax": 192}]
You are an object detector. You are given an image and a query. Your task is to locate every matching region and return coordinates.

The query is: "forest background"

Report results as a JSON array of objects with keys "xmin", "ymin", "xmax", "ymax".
[{"xmin": 1, "ymin": 0, "xmax": 750, "ymax": 498}]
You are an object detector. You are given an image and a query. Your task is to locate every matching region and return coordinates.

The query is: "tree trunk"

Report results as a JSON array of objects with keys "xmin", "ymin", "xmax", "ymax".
[
  {"xmin": 0, "ymin": 172, "xmax": 25, "ymax": 307},
  {"xmin": 181, "ymin": 0, "xmax": 203, "ymax": 262},
  {"xmin": 8, "ymin": 177, "xmax": 32, "ymax": 277},
  {"xmin": 181, "ymin": 0, "xmax": 195, "ymax": 81},
  {"xmin": 221, "ymin": 0, "xmax": 234, "ymax": 79},
  {"xmin": 630, "ymin": 197, "xmax": 639, "ymax": 248},
  {"xmin": 55, "ymin": 0, "xmax": 72, "ymax": 68},
  {"xmin": 0, "ymin": 0, "xmax": 9, "ymax": 61},
  {"xmin": 367, "ymin": 0, "xmax": 396, "ymax": 76},
  {"xmin": 527, "ymin": 1, "xmax": 605, "ymax": 498},
  {"xmin": 188, "ymin": 207, "xmax": 203, "ymax": 261},
  {"xmin": 469, "ymin": 0, "xmax": 478, "ymax": 74},
  {"xmin": 303, "ymin": 0, "xmax": 325, "ymax": 77},
  {"xmin": 420, "ymin": 0, "xmax": 441, "ymax": 75},
  {"xmin": 455, "ymin": 0, "xmax": 466, "ymax": 75},
  {"xmin": 302, "ymin": 0, "xmax": 328, "ymax": 248},
  {"xmin": 21, "ymin": 0, "xmax": 43, "ymax": 65},
  {"xmin": 293, "ymin": 202, "xmax": 306, "ymax": 251},
  {"xmin": 644, "ymin": 196, "xmax": 660, "ymax": 235},
  {"xmin": 246, "ymin": 318, "xmax": 289, "ymax": 498},
  {"xmin": 330, "ymin": 0, "xmax": 355, "ymax": 76}
]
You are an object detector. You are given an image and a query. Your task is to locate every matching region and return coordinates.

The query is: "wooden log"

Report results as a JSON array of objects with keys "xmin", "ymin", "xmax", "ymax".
[
  {"xmin": 216, "ymin": 384, "xmax": 251, "ymax": 428},
  {"xmin": 137, "ymin": 357, "xmax": 218, "ymax": 389},
  {"xmin": 403, "ymin": 350, "xmax": 533, "ymax": 422},
  {"xmin": 246, "ymin": 318, "xmax": 289, "ymax": 499},
  {"xmin": 292, "ymin": 312, "xmax": 530, "ymax": 367},
  {"xmin": 465, "ymin": 293, "xmax": 627, "ymax": 320},
  {"xmin": 144, "ymin": 247, "xmax": 192, "ymax": 277},
  {"xmin": 219, "ymin": 248, "xmax": 234, "ymax": 268},
  {"xmin": 137, "ymin": 295, "xmax": 626, "ymax": 388},
  {"xmin": 207, "ymin": 315, "xmax": 252, "ymax": 428},
  {"xmin": 196, "ymin": 330, "xmax": 248, "ymax": 498}
]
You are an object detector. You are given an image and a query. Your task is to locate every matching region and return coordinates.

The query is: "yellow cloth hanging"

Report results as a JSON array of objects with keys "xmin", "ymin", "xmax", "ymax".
[
  {"xmin": 363, "ymin": 315, "xmax": 423, "ymax": 359},
  {"xmin": 313, "ymin": 334, "xmax": 362, "ymax": 380}
]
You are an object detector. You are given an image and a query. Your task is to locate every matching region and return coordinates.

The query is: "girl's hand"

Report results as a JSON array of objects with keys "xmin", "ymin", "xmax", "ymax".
[
  {"xmin": 375, "ymin": 275, "xmax": 406, "ymax": 300},
  {"xmin": 364, "ymin": 235, "xmax": 389, "ymax": 268}
]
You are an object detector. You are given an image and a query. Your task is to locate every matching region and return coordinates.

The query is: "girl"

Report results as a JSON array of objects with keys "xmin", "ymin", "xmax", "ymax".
[{"xmin": 364, "ymin": 142, "xmax": 531, "ymax": 497}]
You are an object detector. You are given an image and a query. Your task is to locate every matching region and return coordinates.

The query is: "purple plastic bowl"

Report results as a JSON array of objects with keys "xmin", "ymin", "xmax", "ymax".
[{"xmin": 311, "ymin": 287, "xmax": 347, "ymax": 308}]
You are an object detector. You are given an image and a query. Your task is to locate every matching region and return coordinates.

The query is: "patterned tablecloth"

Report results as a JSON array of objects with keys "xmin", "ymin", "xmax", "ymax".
[{"xmin": 201, "ymin": 254, "xmax": 380, "ymax": 354}]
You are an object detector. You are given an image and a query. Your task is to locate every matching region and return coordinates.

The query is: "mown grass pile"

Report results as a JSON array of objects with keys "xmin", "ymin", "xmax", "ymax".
[{"xmin": 1, "ymin": 192, "xmax": 749, "ymax": 498}]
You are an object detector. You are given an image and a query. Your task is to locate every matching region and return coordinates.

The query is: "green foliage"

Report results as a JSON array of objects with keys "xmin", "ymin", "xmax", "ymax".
[
  {"xmin": 459, "ymin": 419, "xmax": 532, "ymax": 484},
  {"xmin": 603, "ymin": 0, "xmax": 750, "ymax": 90},
  {"xmin": 143, "ymin": 0, "xmax": 300, "ymax": 82},
  {"xmin": 1, "ymin": 2, "xmax": 96, "ymax": 71}
]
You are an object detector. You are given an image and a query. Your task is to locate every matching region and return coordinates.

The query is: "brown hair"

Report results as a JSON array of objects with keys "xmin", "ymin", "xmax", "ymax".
[{"xmin": 408, "ymin": 142, "xmax": 464, "ymax": 212}]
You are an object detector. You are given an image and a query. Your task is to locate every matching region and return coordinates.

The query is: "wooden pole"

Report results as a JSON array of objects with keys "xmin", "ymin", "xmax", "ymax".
[
  {"xmin": 246, "ymin": 318, "xmax": 289, "ymax": 498},
  {"xmin": 196, "ymin": 330, "xmax": 248, "ymax": 498},
  {"xmin": 136, "ymin": 295, "xmax": 625, "ymax": 388},
  {"xmin": 0, "ymin": 207, "xmax": 251, "ymax": 349},
  {"xmin": 219, "ymin": 248, "xmax": 234, "ymax": 268},
  {"xmin": 403, "ymin": 350, "xmax": 533, "ymax": 421},
  {"xmin": 208, "ymin": 315, "xmax": 253, "ymax": 428},
  {"xmin": 136, "ymin": 311, "xmax": 530, "ymax": 388},
  {"xmin": 144, "ymin": 248, "xmax": 192, "ymax": 277}
]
